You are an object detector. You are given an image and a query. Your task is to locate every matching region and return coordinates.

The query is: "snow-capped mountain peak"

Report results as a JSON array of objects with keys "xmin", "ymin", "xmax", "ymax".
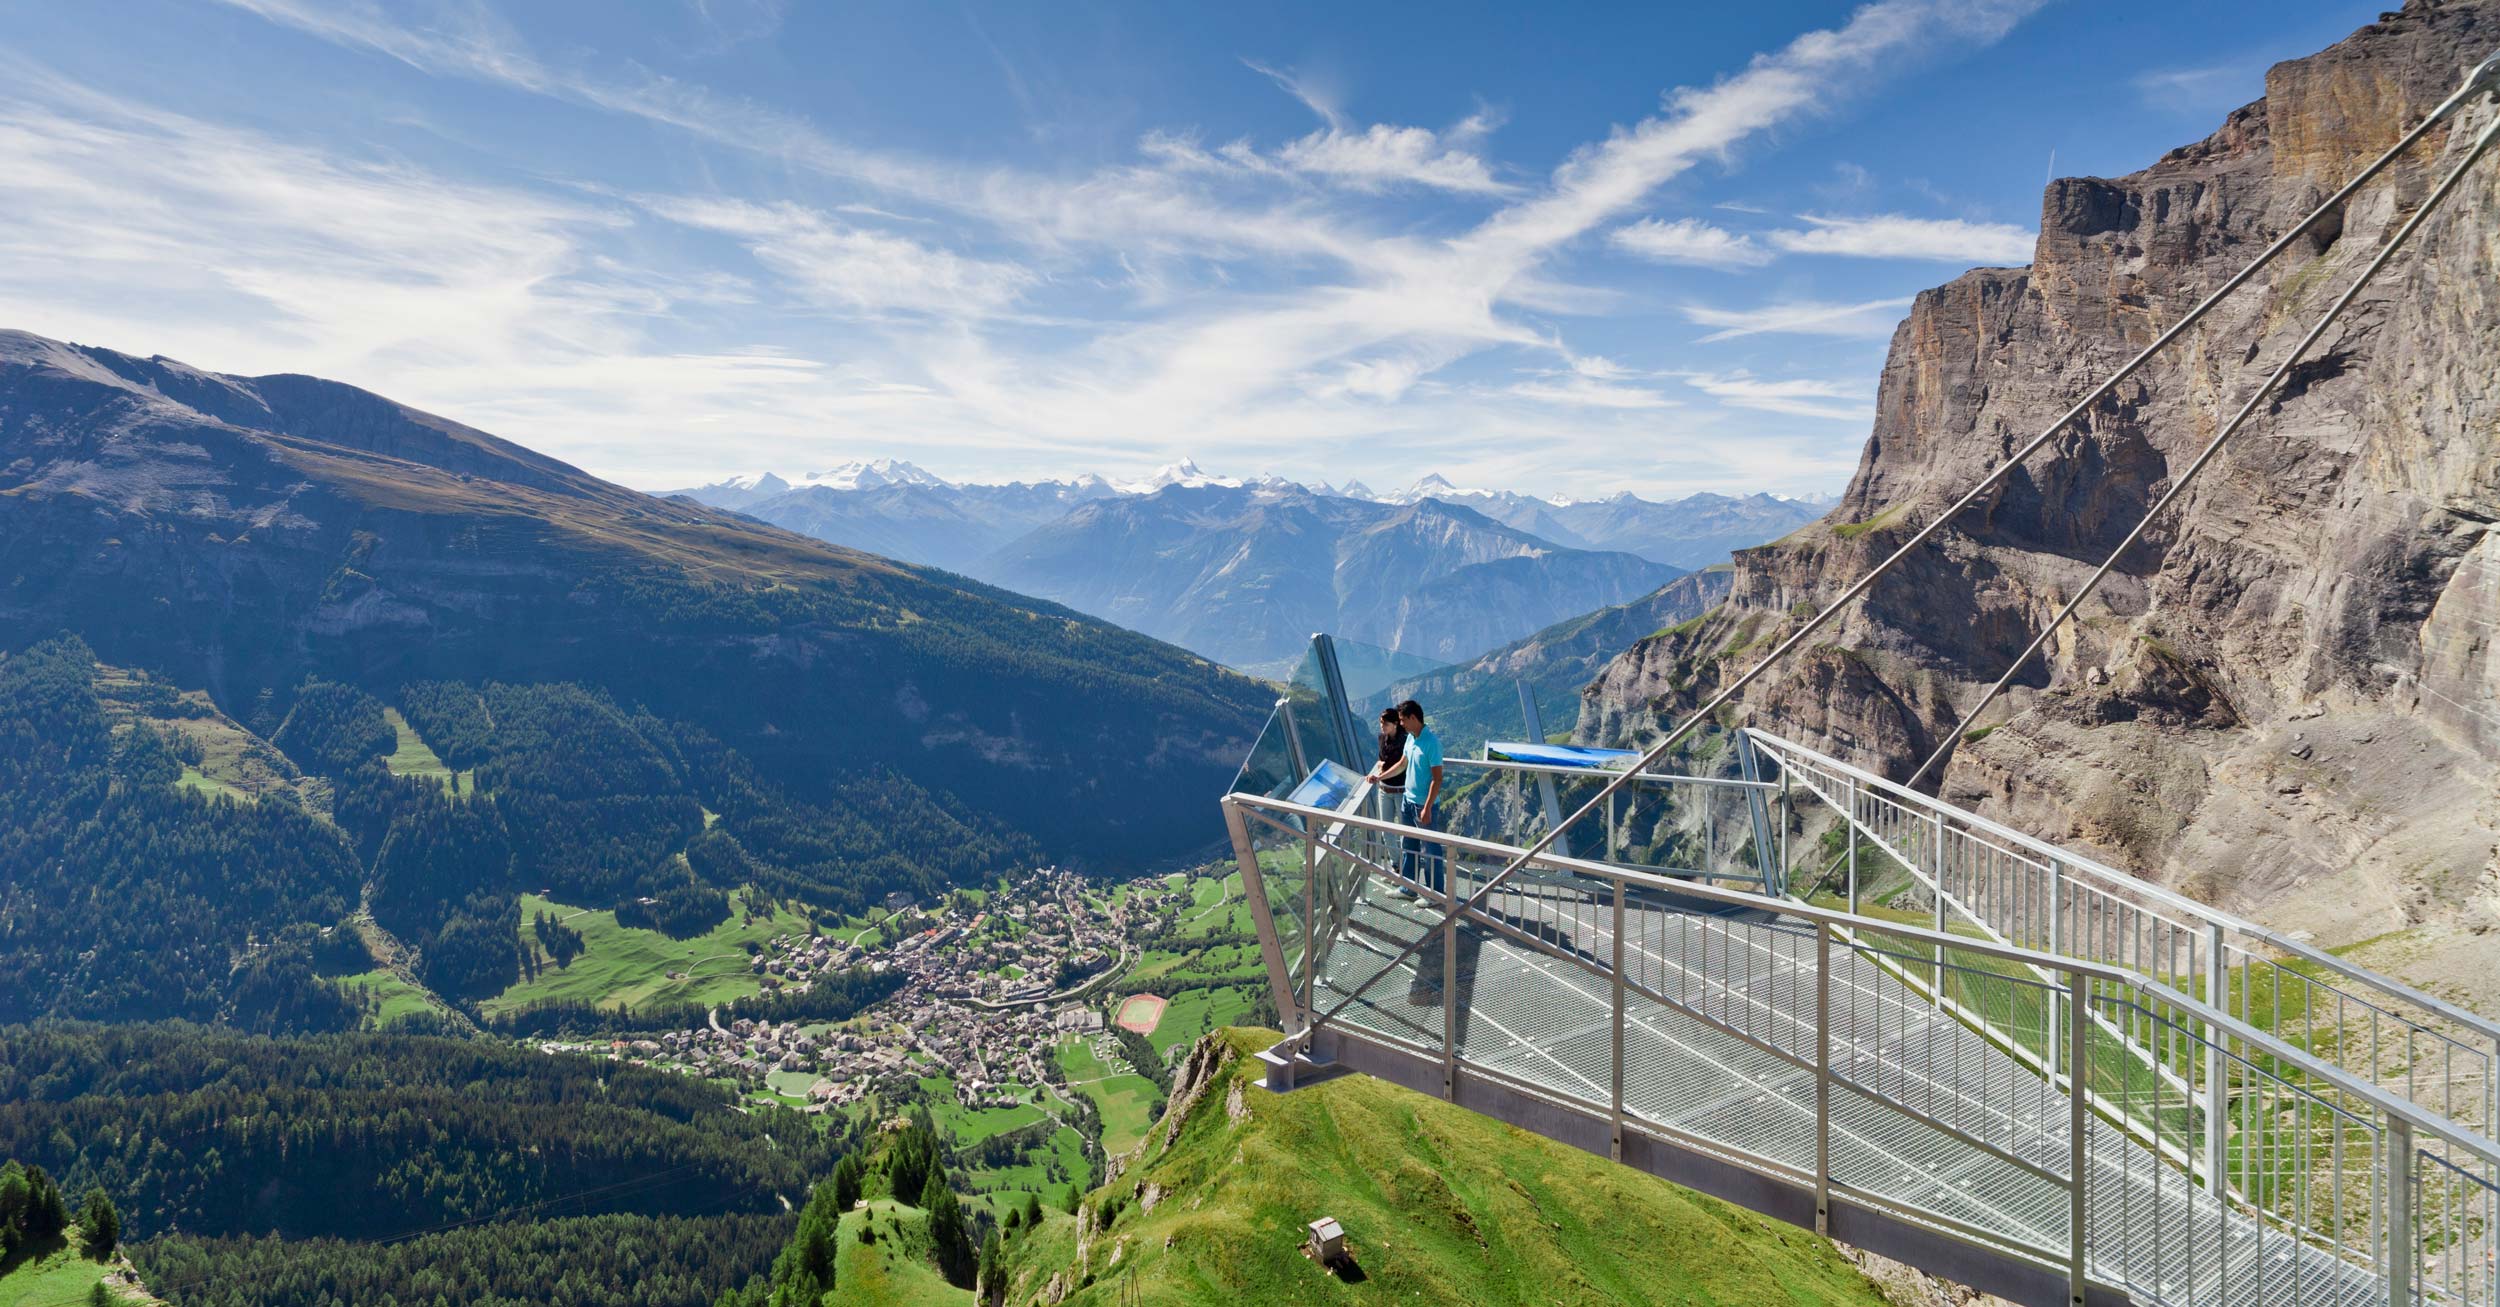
[
  {"xmin": 798, "ymin": 458, "xmax": 952, "ymax": 492},
  {"xmin": 1112, "ymin": 459, "xmax": 1242, "ymax": 495},
  {"xmin": 719, "ymin": 472, "xmax": 789, "ymax": 495}
]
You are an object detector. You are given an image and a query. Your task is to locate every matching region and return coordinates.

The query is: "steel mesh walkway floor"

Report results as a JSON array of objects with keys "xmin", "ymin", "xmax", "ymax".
[{"xmin": 1307, "ymin": 882, "xmax": 2381, "ymax": 1307}]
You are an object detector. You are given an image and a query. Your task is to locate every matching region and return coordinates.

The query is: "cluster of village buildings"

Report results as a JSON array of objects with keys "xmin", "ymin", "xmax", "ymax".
[{"xmin": 546, "ymin": 865, "xmax": 1188, "ymax": 1113}]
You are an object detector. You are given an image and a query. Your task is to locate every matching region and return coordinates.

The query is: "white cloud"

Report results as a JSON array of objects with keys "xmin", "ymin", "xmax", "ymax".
[
  {"xmin": 1682, "ymin": 296, "xmax": 1915, "ymax": 342},
  {"xmin": 640, "ymin": 196, "xmax": 1034, "ymax": 319},
  {"xmin": 1243, "ymin": 58, "xmax": 1348, "ymax": 131},
  {"xmin": 1275, "ymin": 122, "xmax": 1511, "ymax": 195},
  {"xmin": 0, "ymin": 66, "xmax": 893, "ymax": 485},
  {"xmin": 1766, "ymin": 213, "xmax": 2034, "ymax": 263},
  {"xmin": 1508, "ymin": 376, "xmax": 1678, "ymax": 409},
  {"xmin": 165, "ymin": 0, "xmax": 2045, "ymax": 495},
  {"xmin": 1608, "ymin": 217, "xmax": 1772, "ymax": 269},
  {"xmin": 1679, "ymin": 371, "xmax": 1873, "ymax": 420}
]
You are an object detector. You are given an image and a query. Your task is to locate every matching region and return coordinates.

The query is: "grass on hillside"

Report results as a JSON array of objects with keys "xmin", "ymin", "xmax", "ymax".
[
  {"xmin": 381, "ymin": 707, "xmax": 471, "ymax": 796},
  {"xmin": 834, "ymin": 1200, "xmax": 970, "ymax": 1307},
  {"xmin": 996, "ymin": 1028, "xmax": 1893, "ymax": 1307},
  {"xmin": 916, "ymin": 1075, "xmax": 1092, "ymax": 1212},
  {"xmin": 478, "ymin": 891, "xmax": 814, "ymax": 1017},
  {"xmin": 0, "ymin": 1235, "xmax": 117, "ymax": 1307},
  {"xmin": 1056, "ymin": 1039, "xmax": 1159, "ymax": 1156},
  {"xmin": 1145, "ymin": 989, "xmax": 1253, "ymax": 1057},
  {"xmin": 335, "ymin": 968, "xmax": 452, "ymax": 1030},
  {"xmin": 91, "ymin": 663, "xmax": 307, "ymax": 808}
]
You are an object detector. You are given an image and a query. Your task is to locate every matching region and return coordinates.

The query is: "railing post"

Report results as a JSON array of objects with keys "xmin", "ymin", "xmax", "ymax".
[
  {"xmin": 1931, "ymin": 809, "xmax": 1947, "ymax": 999},
  {"xmin": 2069, "ymin": 972, "xmax": 2090, "ymax": 1307},
  {"xmin": 1442, "ymin": 869, "xmax": 1458, "ymax": 1102},
  {"xmin": 1777, "ymin": 767, "xmax": 1791, "ymax": 898},
  {"xmin": 2386, "ymin": 1116, "xmax": 2414, "ymax": 1307},
  {"xmin": 1815, "ymin": 922, "xmax": 1833, "ymax": 1237},
  {"xmin": 1303, "ymin": 829, "xmax": 1317, "ymax": 1034},
  {"xmin": 2204, "ymin": 921, "xmax": 2227, "ymax": 1192},
  {"xmin": 1612, "ymin": 877, "xmax": 1627, "ymax": 1163},
  {"xmin": 2048, "ymin": 865, "xmax": 2064, "ymax": 1081},
  {"xmin": 1845, "ymin": 777, "xmax": 1859, "ymax": 914}
]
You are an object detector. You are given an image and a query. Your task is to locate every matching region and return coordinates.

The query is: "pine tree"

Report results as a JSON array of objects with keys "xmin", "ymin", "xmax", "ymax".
[
  {"xmin": 27, "ymin": 1167, "xmax": 67, "ymax": 1239},
  {"xmin": 78, "ymin": 1186, "xmax": 119, "ymax": 1261},
  {"xmin": 0, "ymin": 1162, "xmax": 28, "ymax": 1259},
  {"xmin": 831, "ymin": 1153, "xmax": 863, "ymax": 1212},
  {"xmin": 978, "ymin": 1228, "xmax": 1003, "ymax": 1302}
]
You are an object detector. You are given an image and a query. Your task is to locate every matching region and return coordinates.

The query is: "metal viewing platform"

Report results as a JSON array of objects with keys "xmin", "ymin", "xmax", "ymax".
[{"xmin": 1221, "ymin": 635, "xmax": 2500, "ymax": 1307}]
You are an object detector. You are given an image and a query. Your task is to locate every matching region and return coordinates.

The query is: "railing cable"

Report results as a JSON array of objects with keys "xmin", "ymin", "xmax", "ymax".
[{"xmin": 1290, "ymin": 52, "xmax": 2500, "ymax": 1056}]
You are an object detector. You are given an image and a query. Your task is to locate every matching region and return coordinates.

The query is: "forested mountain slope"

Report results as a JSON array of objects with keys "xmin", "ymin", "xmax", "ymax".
[
  {"xmin": 1581, "ymin": 0, "xmax": 2500, "ymax": 1002},
  {"xmin": 0, "ymin": 329, "xmax": 1270, "ymax": 866},
  {"xmin": 0, "ymin": 1025, "xmax": 827, "ymax": 1307}
]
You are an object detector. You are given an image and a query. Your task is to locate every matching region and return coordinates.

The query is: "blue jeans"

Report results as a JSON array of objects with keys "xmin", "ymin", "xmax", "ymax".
[{"xmin": 1400, "ymin": 798, "xmax": 1447, "ymax": 897}]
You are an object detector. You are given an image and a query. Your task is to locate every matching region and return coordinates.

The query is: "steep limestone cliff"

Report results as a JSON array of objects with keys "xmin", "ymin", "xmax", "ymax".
[{"xmin": 1582, "ymin": 1, "xmax": 2500, "ymax": 1005}]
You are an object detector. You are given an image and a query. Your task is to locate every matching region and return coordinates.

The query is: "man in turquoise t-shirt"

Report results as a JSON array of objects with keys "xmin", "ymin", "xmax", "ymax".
[{"xmin": 1391, "ymin": 699, "xmax": 1446, "ymax": 899}]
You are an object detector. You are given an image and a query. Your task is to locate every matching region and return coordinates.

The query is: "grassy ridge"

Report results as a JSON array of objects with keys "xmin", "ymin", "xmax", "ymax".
[
  {"xmin": 0, "ymin": 1237, "xmax": 112, "ymax": 1307},
  {"xmin": 996, "ymin": 1028, "xmax": 1893, "ymax": 1307}
]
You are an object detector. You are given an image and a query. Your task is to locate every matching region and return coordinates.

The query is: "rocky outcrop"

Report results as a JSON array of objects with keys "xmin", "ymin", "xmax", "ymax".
[{"xmin": 1583, "ymin": 1, "xmax": 2500, "ymax": 1002}]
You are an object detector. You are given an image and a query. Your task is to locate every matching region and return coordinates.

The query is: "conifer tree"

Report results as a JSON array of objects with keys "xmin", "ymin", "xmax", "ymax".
[{"xmin": 78, "ymin": 1186, "xmax": 119, "ymax": 1261}]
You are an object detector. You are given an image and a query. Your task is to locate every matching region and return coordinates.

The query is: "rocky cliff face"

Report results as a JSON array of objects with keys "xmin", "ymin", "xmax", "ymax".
[{"xmin": 1582, "ymin": 1, "xmax": 2500, "ymax": 1003}]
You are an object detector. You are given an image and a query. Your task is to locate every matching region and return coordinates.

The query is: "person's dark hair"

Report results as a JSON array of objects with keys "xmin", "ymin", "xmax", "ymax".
[
  {"xmin": 1396, "ymin": 699, "xmax": 1425, "ymax": 724},
  {"xmin": 1378, "ymin": 708, "xmax": 1404, "ymax": 744}
]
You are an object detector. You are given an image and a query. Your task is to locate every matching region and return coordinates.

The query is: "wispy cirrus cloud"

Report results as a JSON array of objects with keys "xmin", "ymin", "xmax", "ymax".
[
  {"xmin": 1274, "ymin": 120, "xmax": 1512, "ymax": 195},
  {"xmin": 1608, "ymin": 217, "xmax": 1772, "ymax": 269},
  {"xmin": 1681, "ymin": 296, "xmax": 1916, "ymax": 342},
  {"xmin": 147, "ymin": 0, "xmax": 2047, "ymax": 495},
  {"xmin": 1677, "ymin": 371, "xmax": 1873, "ymax": 421},
  {"xmin": 1766, "ymin": 212, "xmax": 2034, "ymax": 263},
  {"xmin": 639, "ymin": 196, "xmax": 1036, "ymax": 320}
]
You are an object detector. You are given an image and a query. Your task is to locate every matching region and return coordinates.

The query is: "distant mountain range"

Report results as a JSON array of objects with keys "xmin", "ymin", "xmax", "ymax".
[
  {"xmin": 981, "ymin": 483, "xmax": 1678, "ymax": 670},
  {"xmin": 668, "ymin": 460, "xmax": 1825, "ymax": 668}
]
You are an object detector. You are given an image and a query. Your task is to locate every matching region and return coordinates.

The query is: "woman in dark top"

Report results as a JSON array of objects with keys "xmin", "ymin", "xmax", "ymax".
[{"xmin": 1368, "ymin": 708, "xmax": 1408, "ymax": 801}]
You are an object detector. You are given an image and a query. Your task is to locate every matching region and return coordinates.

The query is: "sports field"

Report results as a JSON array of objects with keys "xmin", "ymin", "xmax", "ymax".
[{"xmin": 1113, "ymin": 992, "xmax": 1165, "ymax": 1034}]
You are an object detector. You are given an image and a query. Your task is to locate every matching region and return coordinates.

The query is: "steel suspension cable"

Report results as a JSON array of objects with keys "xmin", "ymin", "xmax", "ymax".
[
  {"xmin": 1904, "ymin": 105, "xmax": 2500, "ymax": 792},
  {"xmin": 1293, "ymin": 53, "xmax": 2500, "ymax": 1052}
]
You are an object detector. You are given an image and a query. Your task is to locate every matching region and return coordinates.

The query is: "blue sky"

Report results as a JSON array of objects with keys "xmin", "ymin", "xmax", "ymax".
[{"xmin": 0, "ymin": 0, "xmax": 2376, "ymax": 498}]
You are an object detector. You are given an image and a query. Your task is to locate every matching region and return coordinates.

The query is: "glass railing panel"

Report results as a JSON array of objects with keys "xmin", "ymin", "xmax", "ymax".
[{"xmin": 1228, "ymin": 704, "xmax": 1299, "ymax": 799}]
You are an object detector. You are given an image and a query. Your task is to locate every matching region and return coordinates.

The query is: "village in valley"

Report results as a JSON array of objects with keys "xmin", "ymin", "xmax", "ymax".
[{"xmin": 521, "ymin": 862, "xmax": 1269, "ymax": 1207}]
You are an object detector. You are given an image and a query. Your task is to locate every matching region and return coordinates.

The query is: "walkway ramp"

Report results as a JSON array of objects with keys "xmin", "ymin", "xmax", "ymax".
[{"xmin": 1224, "ymin": 662, "xmax": 2500, "ymax": 1307}]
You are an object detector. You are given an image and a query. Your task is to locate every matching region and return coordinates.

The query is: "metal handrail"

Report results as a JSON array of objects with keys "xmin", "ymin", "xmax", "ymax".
[
  {"xmin": 1747, "ymin": 728, "xmax": 2500, "ymax": 1063},
  {"xmin": 1225, "ymin": 788, "xmax": 2500, "ymax": 1169},
  {"xmin": 1445, "ymin": 755, "xmax": 1780, "ymax": 792}
]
